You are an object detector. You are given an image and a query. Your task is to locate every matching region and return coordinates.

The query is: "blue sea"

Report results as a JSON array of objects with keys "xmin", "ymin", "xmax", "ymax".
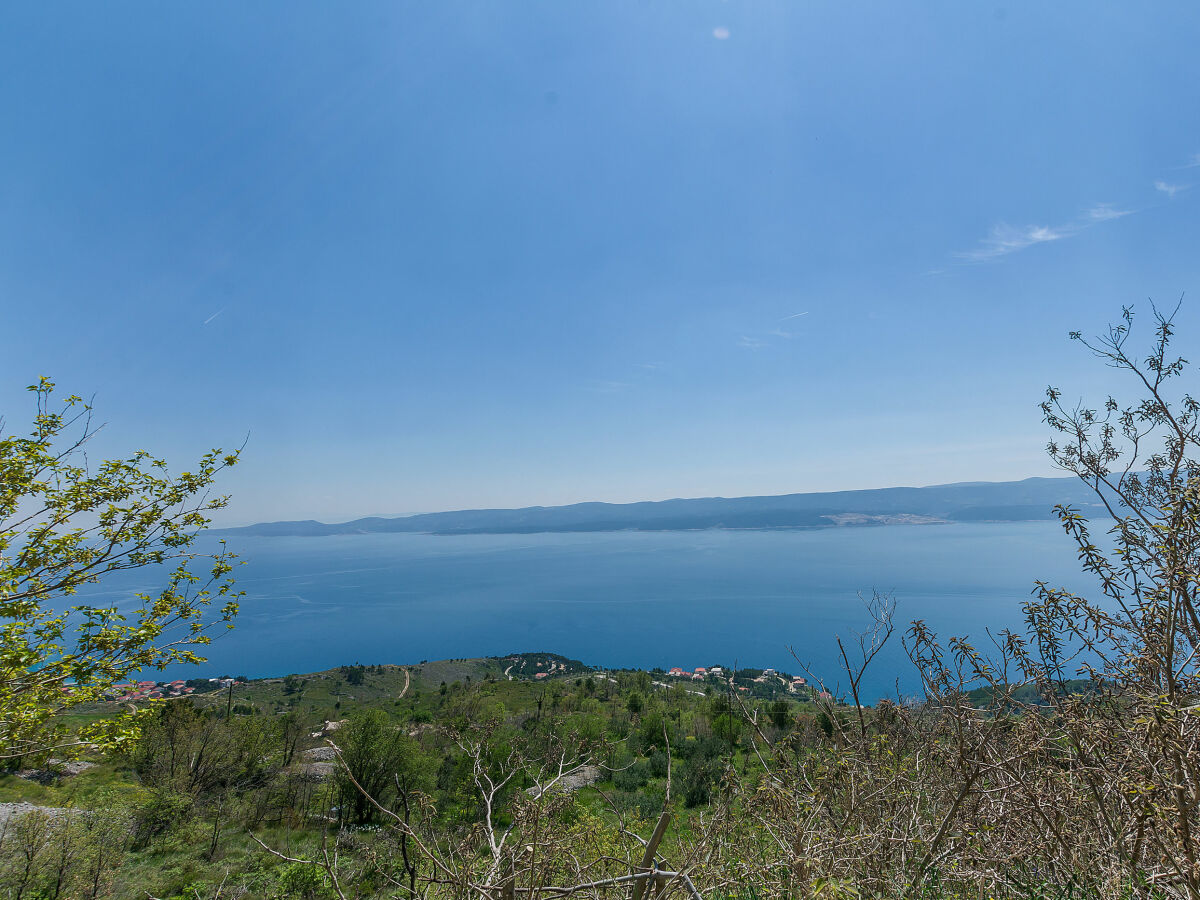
[{"xmin": 83, "ymin": 522, "xmax": 1094, "ymax": 701}]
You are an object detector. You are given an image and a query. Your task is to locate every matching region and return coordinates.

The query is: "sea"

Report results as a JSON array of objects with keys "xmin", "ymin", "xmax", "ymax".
[{"xmin": 74, "ymin": 520, "xmax": 1099, "ymax": 701}]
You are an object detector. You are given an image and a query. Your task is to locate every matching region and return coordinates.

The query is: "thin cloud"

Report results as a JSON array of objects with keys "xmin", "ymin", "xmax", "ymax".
[
  {"xmin": 1085, "ymin": 203, "xmax": 1132, "ymax": 222},
  {"xmin": 957, "ymin": 203, "xmax": 1131, "ymax": 263},
  {"xmin": 1155, "ymin": 180, "xmax": 1188, "ymax": 198},
  {"xmin": 586, "ymin": 379, "xmax": 632, "ymax": 393},
  {"xmin": 712, "ymin": 27, "xmax": 731, "ymax": 40},
  {"xmin": 1181, "ymin": 153, "xmax": 1200, "ymax": 169},
  {"xmin": 591, "ymin": 363, "xmax": 663, "ymax": 391},
  {"xmin": 957, "ymin": 224, "xmax": 1069, "ymax": 262},
  {"xmin": 738, "ymin": 312, "xmax": 810, "ymax": 348},
  {"xmin": 203, "ymin": 307, "xmax": 225, "ymax": 325}
]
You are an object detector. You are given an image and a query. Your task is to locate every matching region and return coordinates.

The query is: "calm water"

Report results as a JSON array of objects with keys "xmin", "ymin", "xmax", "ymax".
[{"xmin": 83, "ymin": 522, "xmax": 1093, "ymax": 700}]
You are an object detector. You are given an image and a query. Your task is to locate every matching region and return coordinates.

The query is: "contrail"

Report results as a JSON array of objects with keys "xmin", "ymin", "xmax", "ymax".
[
  {"xmin": 779, "ymin": 311, "xmax": 809, "ymax": 321},
  {"xmin": 203, "ymin": 308, "xmax": 225, "ymax": 325}
]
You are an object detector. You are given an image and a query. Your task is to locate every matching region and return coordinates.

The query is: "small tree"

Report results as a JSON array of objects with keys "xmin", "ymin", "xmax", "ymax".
[
  {"xmin": 335, "ymin": 710, "xmax": 431, "ymax": 825},
  {"xmin": 626, "ymin": 690, "xmax": 644, "ymax": 716},
  {"xmin": 0, "ymin": 378, "xmax": 242, "ymax": 759},
  {"xmin": 768, "ymin": 698, "xmax": 790, "ymax": 731}
]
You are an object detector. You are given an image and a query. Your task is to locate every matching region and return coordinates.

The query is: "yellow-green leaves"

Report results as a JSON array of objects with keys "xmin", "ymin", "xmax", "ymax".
[{"xmin": 0, "ymin": 378, "xmax": 244, "ymax": 760}]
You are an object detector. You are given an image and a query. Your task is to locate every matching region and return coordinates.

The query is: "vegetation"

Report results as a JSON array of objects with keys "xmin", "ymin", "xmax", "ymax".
[
  {"xmin": 0, "ymin": 658, "xmax": 794, "ymax": 898},
  {"xmin": 3, "ymin": 307, "xmax": 1200, "ymax": 898},
  {"xmin": 0, "ymin": 378, "xmax": 242, "ymax": 760}
]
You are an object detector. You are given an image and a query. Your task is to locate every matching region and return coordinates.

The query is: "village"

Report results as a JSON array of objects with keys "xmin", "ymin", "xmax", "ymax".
[
  {"xmin": 653, "ymin": 664, "xmax": 831, "ymax": 701},
  {"xmin": 663, "ymin": 664, "xmax": 805, "ymax": 691},
  {"xmin": 512, "ymin": 653, "xmax": 830, "ymax": 702},
  {"xmin": 98, "ymin": 676, "xmax": 238, "ymax": 702}
]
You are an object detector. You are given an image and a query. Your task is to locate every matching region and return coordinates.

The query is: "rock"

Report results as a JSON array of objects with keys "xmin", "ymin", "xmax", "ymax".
[
  {"xmin": 15, "ymin": 759, "xmax": 96, "ymax": 784},
  {"xmin": 309, "ymin": 719, "xmax": 349, "ymax": 738},
  {"xmin": 296, "ymin": 762, "xmax": 338, "ymax": 781},
  {"xmin": 0, "ymin": 803, "xmax": 76, "ymax": 828},
  {"xmin": 525, "ymin": 765, "xmax": 602, "ymax": 798},
  {"xmin": 302, "ymin": 746, "xmax": 337, "ymax": 762},
  {"xmin": 50, "ymin": 759, "xmax": 96, "ymax": 777},
  {"xmin": 15, "ymin": 769, "xmax": 57, "ymax": 785}
]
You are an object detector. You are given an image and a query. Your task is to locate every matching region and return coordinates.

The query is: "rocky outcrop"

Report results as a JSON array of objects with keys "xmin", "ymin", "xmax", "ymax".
[
  {"xmin": 525, "ymin": 765, "xmax": 602, "ymax": 798},
  {"xmin": 0, "ymin": 802, "xmax": 77, "ymax": 828},
  {"xmin": 15, "ymin": 759, "xmax": 97, "ymax": 784},
  {"xmin": 309, "ymin": 719, "xmax": 348, "ymax": 738}
]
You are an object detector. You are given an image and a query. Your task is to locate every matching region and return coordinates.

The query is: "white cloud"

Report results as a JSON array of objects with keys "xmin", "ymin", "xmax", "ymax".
[
  {"xmin": 712, "ymin": 27, "xmax": 730, "ymax": 40},
  {"xmin": 956, "ymin": 203, "xmax": 1131, "ymax": 263},
  {"xmin": 957, "ymin": 223, "xmax": 1069, "ymax": 262},
  {"xmin": 737, "ymin": 335, "xmax": 767, "ymax": 350},
  {"xmin": 1155, "ymin": 180, "xmax": 1187, "ymax": 198},
  {"xmin": 1085, "ymin": 203, "xmax": 1131, "ymax": 222}
]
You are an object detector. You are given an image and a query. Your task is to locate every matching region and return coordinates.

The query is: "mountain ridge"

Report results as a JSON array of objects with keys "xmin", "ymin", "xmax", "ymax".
[{"xmin": 217, "ymin": 475, "xmax": 1111, "ymax": 537}]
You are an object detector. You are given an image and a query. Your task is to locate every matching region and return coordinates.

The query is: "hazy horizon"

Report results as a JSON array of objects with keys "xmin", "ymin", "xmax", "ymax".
[{"xmin": 222, "ymin": 471, "xmax": 1084, "ymax": 529}]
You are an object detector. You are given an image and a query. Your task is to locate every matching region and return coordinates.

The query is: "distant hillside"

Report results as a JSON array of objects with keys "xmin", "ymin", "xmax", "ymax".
[{"xmin": 218, "ymin": 475, "xmax": 1113, "ymax": 537}]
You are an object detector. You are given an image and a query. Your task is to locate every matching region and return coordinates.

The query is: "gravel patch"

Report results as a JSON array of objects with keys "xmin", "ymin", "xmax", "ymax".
[
  {"xmin": 296, "ymin": 762, "xmax": 338, "ymax": 781},
  {"xmin": 0, "ymin": 803, "xmax": 76, "ymax": 829}
]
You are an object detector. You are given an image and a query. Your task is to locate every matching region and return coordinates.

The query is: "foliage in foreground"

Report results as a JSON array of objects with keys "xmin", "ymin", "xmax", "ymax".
[{"xmin": 0, "ymin": 378, "xmax": 242, "ymax": 760}]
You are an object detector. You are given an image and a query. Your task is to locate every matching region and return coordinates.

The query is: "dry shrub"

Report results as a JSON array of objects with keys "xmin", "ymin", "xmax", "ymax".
[{"xmin": 727, "ymin": 305, "xmax": 1200, "ymax": 899}]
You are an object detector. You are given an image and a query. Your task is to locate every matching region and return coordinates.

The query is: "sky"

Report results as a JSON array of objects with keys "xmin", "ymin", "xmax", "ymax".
[{"xmin": 2, "ymin": 2, "xmax": 1198, "ymax": 525}]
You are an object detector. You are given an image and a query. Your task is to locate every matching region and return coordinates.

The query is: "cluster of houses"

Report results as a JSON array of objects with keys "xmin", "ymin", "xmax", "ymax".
[
  {"xmin": 663, "ymin": 665, "xmax": 815, "ymax": 695},
  {"xmin": 783, "ymin": 674, "xmax": 811, "ymax": 693},
  {"xmin": 666, "ymin": 665, "xmax": 727, "ymax": 681},
  {"xmin": 531, "ymin": 661, "xmax": 565, "ymax": 679},
  {"xmin": 104, "ymin": 680, "xmax": 193, "ymax": 701},
  {"xmin": 103, "ymin": 676, "xmax": 236, "ymax": 702}
]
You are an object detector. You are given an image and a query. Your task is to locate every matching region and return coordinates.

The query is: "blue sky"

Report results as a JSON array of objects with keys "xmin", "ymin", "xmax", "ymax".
[{"xmin": 2, "ymin": 2, "xmax": 1198, "ymax": 524}]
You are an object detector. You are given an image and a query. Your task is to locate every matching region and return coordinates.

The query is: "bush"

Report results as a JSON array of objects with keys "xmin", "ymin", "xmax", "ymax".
[
  {"xmin": 681, "ymin": 755, "xmax": 725, "ymax": 808},
  {"xmin": 613, "ymin": 789, "xmax": 664, "ymax": 822},
  {"xmin": 273, "ymin": 862, "xmax": 336, "ymax": 899},
  {"xmin": 133, "ymin": 790, "xmax": 193, "ymax": 845},
  {"xmin": 612, "ymin": 760, "xmax": 650, "ymax": 792},
  {"xmin": 647, "ymin": 749, "xmax": 670, "ymax": 779}
]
